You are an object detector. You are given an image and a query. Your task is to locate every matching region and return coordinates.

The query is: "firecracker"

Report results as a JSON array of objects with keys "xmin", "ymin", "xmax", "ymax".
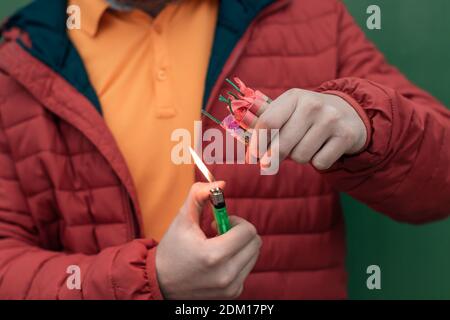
[{"xmin": 202, "ymin": 77, "xmax": 272, "ymax": 145}]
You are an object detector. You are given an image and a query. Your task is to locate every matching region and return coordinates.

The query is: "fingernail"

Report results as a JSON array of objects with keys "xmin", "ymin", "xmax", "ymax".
[{"xmin": 260, "ymin": 154, "xmax": 270, "ymax": 168}]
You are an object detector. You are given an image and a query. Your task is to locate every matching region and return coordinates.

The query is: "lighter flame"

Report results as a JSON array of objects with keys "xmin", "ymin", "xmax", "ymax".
[{"xmin": 189, "ymin": 147, "xmax": 216, "ymax": 182}]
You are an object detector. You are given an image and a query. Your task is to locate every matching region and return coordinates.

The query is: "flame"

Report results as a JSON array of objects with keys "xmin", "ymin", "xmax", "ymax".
[{"xmin": 189, "ymin": 146, "xmax": 215, "ymax": 182}]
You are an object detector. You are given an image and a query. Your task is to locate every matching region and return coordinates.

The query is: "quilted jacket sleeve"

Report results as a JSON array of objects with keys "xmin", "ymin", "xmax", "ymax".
[
  {"xmin": 0, "ymin": 125, "xmax": 163, "ymax": 299},
  {"xmin": 316, "ymin": 1, "xmax": 450, "ymax": 223}
]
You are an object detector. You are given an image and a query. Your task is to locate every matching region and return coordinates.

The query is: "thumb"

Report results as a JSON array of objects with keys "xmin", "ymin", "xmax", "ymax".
[{"xmin": 180, "ymin": 181, "xmax": 226, "ymax": 225}]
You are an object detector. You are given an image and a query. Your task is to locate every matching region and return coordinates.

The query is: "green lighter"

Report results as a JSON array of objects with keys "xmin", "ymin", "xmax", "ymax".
[
  {"xmin": 209, "ymin": 187, "xmax": 231, "ymax": 235},
  {"xmin": 189, "ymin": 146, "xmax": 232, "ymax": 235}
]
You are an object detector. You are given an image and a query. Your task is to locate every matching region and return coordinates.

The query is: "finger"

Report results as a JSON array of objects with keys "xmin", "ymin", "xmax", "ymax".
[
  {"xmin": 311, "ymin": 137, "xmax": 348, "ymax": 170},
  {"xmin": 260, "ymin": 104, "xmax": 314, "ymax": 164},
  {"xmin": 207, "ymin": 216, "xmax": 258, "ymax": 258},
  {"xmin": 227, "ymin": 249, "xmax": 260, "ymax": 298},
  {"xmin": 251, "ymin": 99, "xmax": 270, "ymax": 117},
  {"xmin": 203, "ymin": 235, "xmax": 260, "ymax": 291},
  {"xmin": 224, "ymin": 235, "xmax": 261, "ymax": 281},
  {"xmin": 248, "ymin": 126, "xmax": 273, "ymax": 162},
  {"xmin": 289, "ymin": 122, "xmax": 332, "ymax": 165},
  {"xmin": 200, "ymin": 243, "xmax": 260, "ymax": 299},
  {"xmin": 211, "ymin": 220, "xmax": 217, "ymax": 231},
  {"xmin": 239, "ymin": 109, "xmax": 258, "ymax": 130},
  {"xmin": 257, "ymin": 89, "xmax": 303, "ymax": 129},
  {"xmin": 277, "ymin": 106, "xmax": 312, "ymax": 161},
  {"xmin": 183, "ymin": 181, "xmax": 226, "ymax": 224},
  {"xmin": 260, "ymin": 93, "xmax": 325, "ymax": 166},
  {"xmin": 248, "ymin": 89, "xmax": 300, "ymax": 158}
]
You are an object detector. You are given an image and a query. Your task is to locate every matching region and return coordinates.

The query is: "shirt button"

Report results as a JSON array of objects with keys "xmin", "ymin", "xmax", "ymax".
[
  {"xmin": 155, "ymin": 107, "xmax": 177, "ymax": 119},
  {"xmin": 157, "ymin": 69, "xmax": 167, "ymax": 81}
]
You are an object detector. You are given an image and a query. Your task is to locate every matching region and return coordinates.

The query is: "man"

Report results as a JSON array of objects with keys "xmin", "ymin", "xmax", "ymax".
[{"xmin": 0, "ymin": 0, "xmax": 448, "ymax": 299}]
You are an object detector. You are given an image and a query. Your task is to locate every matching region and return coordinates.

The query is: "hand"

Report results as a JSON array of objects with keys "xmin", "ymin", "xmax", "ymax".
[
  {"xmin": 156, "ymin": 182, "xmax": 262, "ymax": 300},
  {"xmin": 248, "ymin": 89, "xmax": 367, "ymax": 170}
]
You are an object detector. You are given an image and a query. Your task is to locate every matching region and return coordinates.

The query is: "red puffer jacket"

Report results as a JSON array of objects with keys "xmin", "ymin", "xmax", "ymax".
[{"xmin": 0, "ymin": 0, "xmax": 449, "ymax": 299}]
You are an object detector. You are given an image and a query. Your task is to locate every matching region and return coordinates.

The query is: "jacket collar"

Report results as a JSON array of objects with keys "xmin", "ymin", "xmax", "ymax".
[{"xmin": 3, "ymin": 0, "xmax": 103, "ymax": 113}]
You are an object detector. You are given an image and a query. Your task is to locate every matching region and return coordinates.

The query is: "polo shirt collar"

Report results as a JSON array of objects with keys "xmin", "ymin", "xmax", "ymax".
[{"xmin": 71, "ymin": 0, "xmax": 110, "ymax": 37}]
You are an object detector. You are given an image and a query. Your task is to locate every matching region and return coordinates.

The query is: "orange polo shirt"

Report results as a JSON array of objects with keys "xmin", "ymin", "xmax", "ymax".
[{"xmin": 68, "ymin": 0, "xmax": 218, "ymax": 240}]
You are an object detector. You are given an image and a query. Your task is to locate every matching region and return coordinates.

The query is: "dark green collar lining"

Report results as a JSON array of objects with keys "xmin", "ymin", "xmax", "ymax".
[
  {"xmin": 4, "ymin": 0, "xmax": 275, "ymax": 114},
  {"xmin": 5, "ymin": 0, "xmax": 102, "ymax": 113},
  {"xmin": 203, "ymin": 0, "xmax": 275, "ymax": 108}
]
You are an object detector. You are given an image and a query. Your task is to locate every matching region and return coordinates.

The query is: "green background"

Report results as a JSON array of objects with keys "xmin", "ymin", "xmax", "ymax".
[{"xmin": 1, "ymin": 0, "xmax": 449, "ymax": 299}]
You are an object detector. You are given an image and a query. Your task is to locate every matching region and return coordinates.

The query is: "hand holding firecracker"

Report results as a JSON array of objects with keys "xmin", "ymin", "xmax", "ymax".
[{"xmin": 205, "ymin": 77, "xmax": 367, "ymax": 171}]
